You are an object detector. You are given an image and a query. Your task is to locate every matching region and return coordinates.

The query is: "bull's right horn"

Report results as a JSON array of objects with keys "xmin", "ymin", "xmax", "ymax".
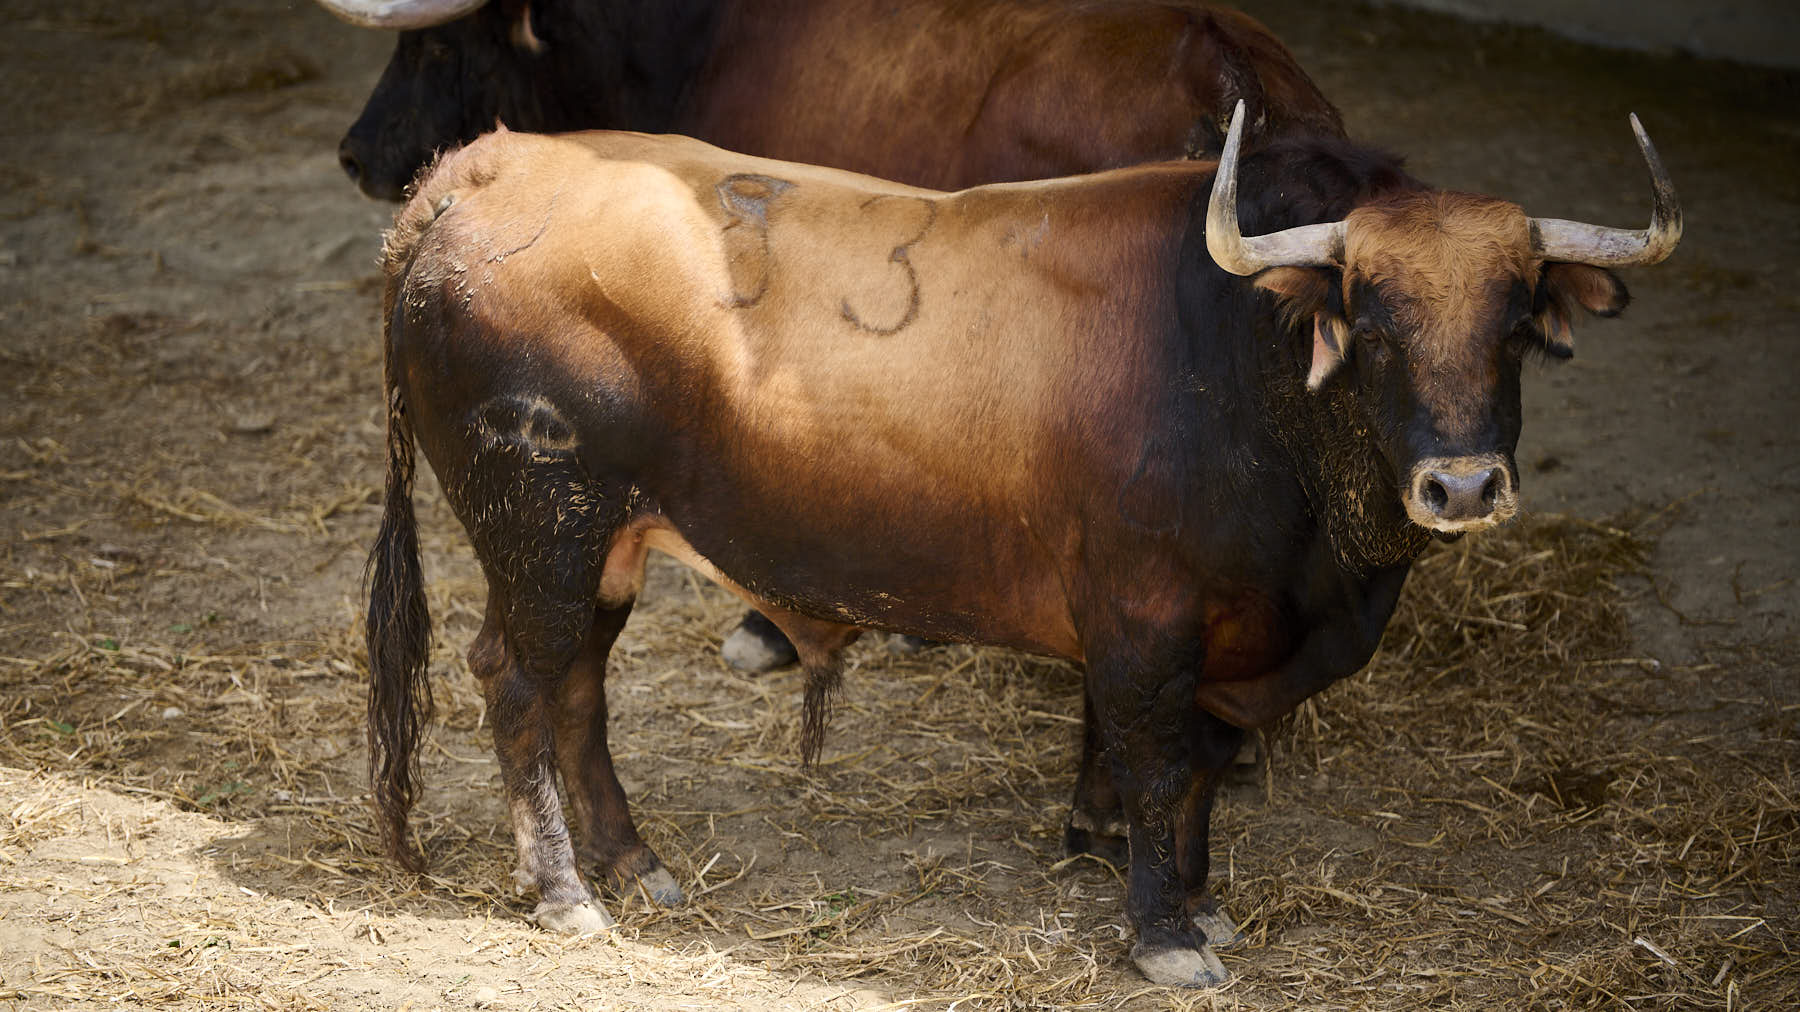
[
  {"xmin": 1530, "ymin": 114, "xmax": 1682, "ymax": 267},
  {"xmin": 1205, "ymin": 100, "xmax": 1346, "ymax": 277},
  {"xmin": 314, "ymin": 0, "xmax": 487, "ymax": 29}
]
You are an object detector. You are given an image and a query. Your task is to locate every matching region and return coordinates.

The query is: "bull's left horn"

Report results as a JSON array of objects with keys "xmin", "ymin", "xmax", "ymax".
[
  {"xmin": 1531, "ymin": 114, "xmax": 1682, "ymax": 267},
  {"xmin": 1206, "ymin": 100, "xmax": 1346, "ymax": 277},
  {"xmin": 314, "ymin": 0, "xmax": 488, "ymax": 29}
]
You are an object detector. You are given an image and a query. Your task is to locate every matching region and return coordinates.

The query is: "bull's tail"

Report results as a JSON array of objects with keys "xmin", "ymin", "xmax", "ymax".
[{"xmin": 364, "ymin": 348, "xmax": 433, "ymax": 871}]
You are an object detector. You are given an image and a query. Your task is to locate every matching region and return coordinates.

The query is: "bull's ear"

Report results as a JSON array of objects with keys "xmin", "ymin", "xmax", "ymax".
[
  {"xmin": 1254, "ymin": 267, "xmax": 1347, "ymax": 391},
  {"xmin": 1545, "ymin": 263, "xmax": 1629, "ymax": 317},
  {"xmin": 1307, "ymin": 314, "xmax": 1349, "ymax": 390},
  {"xmin": 1536, "ymin": 263, "xmax": 1630, "ymax": 357},
  {"xmin": 1254, "ymin": 266, "xmax": 1331, "ymax": 323},
  {"xmin": 503, "ymin": 1, "xmax": 545, "ymax": 53}
]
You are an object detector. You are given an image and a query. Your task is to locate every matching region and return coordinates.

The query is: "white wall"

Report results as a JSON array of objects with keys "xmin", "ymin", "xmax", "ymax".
[{"xmin": 1378, "ymin": 0, "xmax": 1800, "ymax": 69}]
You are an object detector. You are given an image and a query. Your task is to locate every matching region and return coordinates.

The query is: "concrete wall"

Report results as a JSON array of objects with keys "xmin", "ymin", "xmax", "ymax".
[{"xmin": 1378, "ymin": 0, "xmax": 1800, "ymax": 69}]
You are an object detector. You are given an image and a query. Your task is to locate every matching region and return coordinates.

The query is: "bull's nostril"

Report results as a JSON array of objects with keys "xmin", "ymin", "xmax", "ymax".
[
  {"xmin": 339, "ymin": 146, "xmax": 362, "ymax": 184},
  {"xmin": 1421, "ymin": 477, "xmax": 1449, "ymax": 514},
  {"xmin": 1480, "ymin": 470, "xmax": 1503, "ymax": 507}
]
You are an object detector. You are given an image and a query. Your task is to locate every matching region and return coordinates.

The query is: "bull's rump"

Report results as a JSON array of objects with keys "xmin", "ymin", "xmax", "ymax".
[{"xmin": 392, "ymin": 130, "xmax": 1204, "ymax": 655}]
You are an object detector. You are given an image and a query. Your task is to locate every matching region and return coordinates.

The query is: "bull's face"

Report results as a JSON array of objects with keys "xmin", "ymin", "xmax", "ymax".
[
  {"xmin": 1205, "ymin": 101, "xmax": 1679, "ymax": 537},
  {"xmin": 336, "ymin": 3, "xmax": 546, "ymax": 201},
  {"xmin": 1254, "ymin": 194, "xmax": 1628, "ymax": 534}
]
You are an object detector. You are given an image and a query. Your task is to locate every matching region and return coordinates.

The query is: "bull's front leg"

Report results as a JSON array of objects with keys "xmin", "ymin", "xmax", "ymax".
[
  {"xmin": 1174, "ymin": 709, "xmax": 1246, "ymax": 949},
  {"xmin": 1070, "ymin": 695, "xmax": 1245, "ymax": 949},
  {"xmin": 1064, "ymin": 690, "xmax": 1129, "ymax": 865},
  {"xmin": 1086, "ymin": 647, "xmax": 1228, "ymax": 988}
]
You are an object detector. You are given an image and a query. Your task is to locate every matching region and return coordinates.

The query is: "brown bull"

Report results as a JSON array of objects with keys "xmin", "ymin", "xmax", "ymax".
[
  {"xmin": 366, "ymin": 105, "xmax": 1677, "ymax": 986},
  {"xmin": 320, "ymin": 0, "xmax": 1343, "ymax": 199},
  {"xmin": 322, "ymin": 0, "xmax": 1349, "ymax": 869}
]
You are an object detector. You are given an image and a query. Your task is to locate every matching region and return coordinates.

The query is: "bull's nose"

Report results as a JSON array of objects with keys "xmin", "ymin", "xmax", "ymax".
[
  {"xmin": 1417, "ymin": 466, "xmax": 1505, "ymax": 522},
  {"xmin": 338, "ymin": 139, "xmax": 364, "ymax": 186}
]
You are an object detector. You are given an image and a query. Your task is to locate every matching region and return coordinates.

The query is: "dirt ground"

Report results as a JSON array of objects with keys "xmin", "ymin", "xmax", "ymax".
[{"xmin": 2, "ymin": 1, "xmax": 1795, "ymax": 1009}]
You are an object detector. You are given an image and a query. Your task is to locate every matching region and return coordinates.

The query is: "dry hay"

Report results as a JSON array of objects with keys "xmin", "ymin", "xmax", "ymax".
[{"xmin": 0, "ymin": 461, "xmax": 1795, "ymax": 1009}]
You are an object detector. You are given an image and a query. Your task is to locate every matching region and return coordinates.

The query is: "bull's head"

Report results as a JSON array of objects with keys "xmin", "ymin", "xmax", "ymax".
[
  {"xmin": 1206, "ymin": 101, "xmax": 1680, "ymax": 535},
  {"xmin": 319, "ymin": 1, "xmax": 547, "ymax": 201}
]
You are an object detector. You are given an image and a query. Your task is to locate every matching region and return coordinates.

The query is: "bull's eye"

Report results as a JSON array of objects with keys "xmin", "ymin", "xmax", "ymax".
[
  {"xmin": 1511, "ymin": 320, "xmax": 1572, "ymax": 362},
  {"xmin": 1504, "ymin": 322, "xmax": 1536, "ymax": 357},
  {"xmin": 1350, "ymin": 324, "xmax": 1390, "ymax": 365}
]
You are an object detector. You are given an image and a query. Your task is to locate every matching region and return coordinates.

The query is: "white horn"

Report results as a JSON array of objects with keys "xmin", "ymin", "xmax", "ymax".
[
  {"xmin": 1205, "ymin": 100, "xmax": 1345, "ymax": 277},
  {"xmin": 314, "ymin": 0, "xmax": 488, "ymax": 30},
  {"xmin": 1531, "ymin": 113, "xmax": 1682, "ymax": 267}
]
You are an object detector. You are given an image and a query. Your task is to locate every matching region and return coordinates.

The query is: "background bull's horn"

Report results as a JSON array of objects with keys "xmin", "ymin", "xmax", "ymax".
[
  {"xmin": 1531, "ymin": 114, "xmax": 1683, "ymax": 267},
  {"xmin": 1205, "ymin": 100, "xmax": 1345, "ymax": 277},
  {"xmin": 314, "ymin": 0, "xmax": 488, "ymax": 29}
]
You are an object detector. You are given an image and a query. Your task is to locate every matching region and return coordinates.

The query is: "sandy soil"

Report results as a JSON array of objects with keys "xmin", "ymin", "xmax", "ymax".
[{"xmin": 2, "ymin": 1, "xmax": 1795, "ymax": 1009}]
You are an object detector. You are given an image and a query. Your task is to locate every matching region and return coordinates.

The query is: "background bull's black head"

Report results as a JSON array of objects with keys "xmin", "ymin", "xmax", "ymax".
[
  {"xmin": 338, "ymin": 1, "xmax": 720, "ymax": 201},
  {"xmin": 340, "ymin": 4, "xmax": 531, "ymax": 201}
]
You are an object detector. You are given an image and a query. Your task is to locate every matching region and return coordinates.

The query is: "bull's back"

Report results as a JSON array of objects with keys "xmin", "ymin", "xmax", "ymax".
[
  {"xmin": 398, "ymin": 129, "xmax": 1183, "ymax": 477},
  {"xmin": 685, "ymin": 0, "xmax": 1338, "ymax": 189}
]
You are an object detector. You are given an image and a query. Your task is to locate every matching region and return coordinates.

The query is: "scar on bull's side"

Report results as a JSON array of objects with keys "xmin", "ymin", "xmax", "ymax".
[
  {"xmin": 840, "ymin": 194, "xmax": 936, "ymax": 336},
  {"xmin": 480, "ymin": 186, "xmax": 560, "ymax": 265},
  {"xmin": 471, "ymin": 395, "xmax": 581, "ymax": 456},
  {"xmin": 714, "ymin": 173, "xmax": 795, "ymax": 309}
]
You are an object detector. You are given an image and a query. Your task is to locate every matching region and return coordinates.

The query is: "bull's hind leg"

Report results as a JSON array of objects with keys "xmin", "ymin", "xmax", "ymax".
[
  {"xmin": 552, "ymin": 599, "xmax": 683, "ymax": 906},
  {"xmin": 443, "ymin": 399, "xmax": 624, "ymax": 933},
  {"xmin": 467, "ymin": 601, "xmax": 613, "ymax": 934}
]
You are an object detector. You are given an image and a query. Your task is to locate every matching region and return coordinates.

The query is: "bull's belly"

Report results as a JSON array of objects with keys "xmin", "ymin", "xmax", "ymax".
[{"xmin": 598, "ymin": 512, "xmax": 1081, "ymax": 659}]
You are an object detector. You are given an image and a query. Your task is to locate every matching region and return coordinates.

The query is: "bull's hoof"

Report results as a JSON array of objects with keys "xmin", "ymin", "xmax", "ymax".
[
  {"xmin": 888, "ymin": 634, "xmax": 933, "ymax": 654},
  {"xmin": 1062, "ymin": 821, "xmax": 1129, "ymax": 867},
  {"xmin": 1064, "ymin": 806, "xmax": 1129, "ymax": 865},
  {"xmin": 1233, "ymin": 735, "xmax": 1261, "ymax": 767},
  {"xmin": 531, "ymin": 899, "xmax": 615, "ymax": 935},
  {"xmin": 1131, "ymin": 941, "xmax": 1229, "ymax": 988},
  {"xmin": 1191, "ymin": 908, "xmax": 1244, "ymax": 950},
  {"xmin": 1067, "ymin": 806, "xmax": 1129, "ymax": 838},
  {"xmin": 635, "ymin": 864, "xmax": 685, "ymax": 906},
  {"xmin": 721, "ymin": 616, "xmax": 797, "ymax": 673},
  {"xmin": 597, "ymin": 846, "xmax": 685, "ymax": 906}
]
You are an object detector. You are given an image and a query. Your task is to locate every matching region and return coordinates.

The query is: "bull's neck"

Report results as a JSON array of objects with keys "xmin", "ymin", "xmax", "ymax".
[
  {"xmin": 1266, "ymin": 363, "xmax": 1432, "ymax": 574},
  {"xmin": 1212, "ymin": 138, "xmax": 1431, "ymax": 573}
]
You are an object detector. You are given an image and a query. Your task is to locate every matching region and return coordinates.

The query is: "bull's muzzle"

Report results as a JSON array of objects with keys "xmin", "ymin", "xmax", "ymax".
[{"xmin": 1406, "ymin": 454, "xmax": 1517, "ymax": 533}]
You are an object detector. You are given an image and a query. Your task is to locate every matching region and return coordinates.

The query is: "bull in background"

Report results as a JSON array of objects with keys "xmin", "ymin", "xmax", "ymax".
[
  {"xmin": 320, "ymin": 0, "xmax": 1342, "ymax": 201},
  {"xmin": 320, "ymin": 0, "xmax": 1343, "ymax": 872},
  {"xmin": 363, "ymin": 103, "xmax": 1679, "ymax": 985}
]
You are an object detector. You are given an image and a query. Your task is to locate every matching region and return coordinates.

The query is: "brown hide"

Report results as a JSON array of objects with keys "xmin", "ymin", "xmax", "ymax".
[
  {"xmin": 393, "ymin": 130, "xmax": 1216, "ymax": 661},
  {"xmin": 683, "ymin": 0, "xmax": 1341, "ymax": 189}
]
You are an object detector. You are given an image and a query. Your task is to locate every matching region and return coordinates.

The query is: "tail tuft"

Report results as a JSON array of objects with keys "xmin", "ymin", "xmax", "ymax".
[{"xmin": 364, "ymin": 360, "xmax": 434, "ymax": 870}]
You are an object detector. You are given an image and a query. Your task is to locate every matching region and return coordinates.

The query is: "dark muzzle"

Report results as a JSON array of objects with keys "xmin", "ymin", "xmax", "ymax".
[{"xmin": 1406, "ymin": 455, "xmax": 1517, "ymax": 532}]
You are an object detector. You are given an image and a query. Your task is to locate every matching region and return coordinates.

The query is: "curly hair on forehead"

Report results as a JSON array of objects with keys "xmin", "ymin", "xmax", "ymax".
[{"xmin": 1343, "ymin": 193, "xmax": 1533, "ymax": 344}]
